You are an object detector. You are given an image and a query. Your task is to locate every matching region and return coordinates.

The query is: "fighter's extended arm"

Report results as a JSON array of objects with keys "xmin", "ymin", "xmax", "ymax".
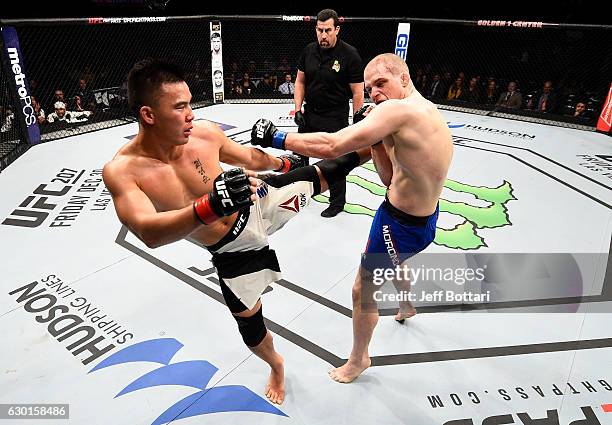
[
  {"xmin": 251, "ymin": 100, "xmax": 407, "ymax": 159},
  {"xmin": 218, "ymin": 123, "xmax": 302, "ymax": 173}
]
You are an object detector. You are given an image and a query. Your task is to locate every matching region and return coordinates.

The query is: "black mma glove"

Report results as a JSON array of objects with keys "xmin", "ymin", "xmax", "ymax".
[
  {"xmin": 274, "ymin": 154, "xmax": 303, "ymax": 173},
  {"xmin": 353, "ymin": 105, "xmax": 370, "ymax": 124},
  {"xmin": 193, "ymin": 168, "xmax": 253, "ymax": 225},
  {"xmin": 294, "ymin": 110, "xmax": 306, "ymax": 128},
  {"xmin": 251, "ymin": 119, "xmax": 287, "ymax": 150}
]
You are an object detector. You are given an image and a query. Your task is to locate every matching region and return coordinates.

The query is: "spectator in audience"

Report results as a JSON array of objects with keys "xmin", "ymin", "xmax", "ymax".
[
  {"xmin": 414, "ymin": 68, "xmax": 425, "ymax": 88},
  {"xmin": 225, "ymin": 70, "xmax": 239, "ymax": 88},
  {"xmin": 428, "ymin": 73, "xmax": 446, "ymax": 100},
  {"xmin": 483, "ymin": 79, "xmax": 499, "ymax": 105},
  {"xmin": 74, "ymin": 79, "xmax": 95, "ymax": 112},
  {"xmin": 262, "ymin": 59, "xmax": 274, "ymax": 75},
  {"xmin": 415, "ymin": 74, "xmax": 429, "ymax": 96},
  {"xmin": 447, "ymin": 77, "xmax": 464, "ymax": 100},
  {"xmin": 53, "ymin": 87, "xmax": 81, "ymax": 112},
  {"xmin": 31, "ymin": 96, "xmax": 46, "ymax": 124},
  {"xmin": 461, "ymin": 77, "xmax": 482, "ymax": 103},
  {"xmin": 240, "ymin": 72, "xmax": 256, "ymax": 97},
  {"xmin": 53, "ymin": 88, "xmax": 66, "ymax": 106},
  {"xmin": 257, "ymin": 73, "xmax": 276, "ymax": 96},
  {"xmin": 441, "ymin": 71, "xmax": 453, "ymax": 91},
  {"xmin": 0, "ymin": 106, "xmax": 14, "ymax": 133},
  {"xmin": 81, "ymin": 66, "xmax": 96, "ymax": 87},
  {"xmin": 229, "ymin": 81, "xmax": 246, "ymax": 98},
  {"xmin": 119, "ymin": 73, "xmax": 129, "ymax": 106},
  {"xmin": 572, "ymin": 101, "xmax": 587, "ymax": 118},
  {"xmin": 278, "ymin": 73, "xmax": 295, "ymax": 95},
  {"xmin": 46, "ymin": 101, "xmax": 92, "ymax": 123},
  {"xmin": 277, "ymin": 58, "xmax": 291, "ymax": 76},
  {"xmin": 270, "ymin": 74, "xmax": 279, "ymax": 90},
  {"xmin": 496, "ymin": 81, "xmax": 522, "ymax": 109},
  {"xmin": 566, "ymin": 101, "xmax": 594, "ymax": 124},
  {"xmin": 247, "ymin": 61, "xmax": 257, "ymax": 77},
  {"xmin": 229, "ymin": 61, "xmax": 240, "ymax": 75},
  {"xmin": 530, "ymin": 80, "xmax": 558, "ymax": 113},
  {"xmin": 29, "ymin": 79, "xmax": 40, "ymax": 99}
]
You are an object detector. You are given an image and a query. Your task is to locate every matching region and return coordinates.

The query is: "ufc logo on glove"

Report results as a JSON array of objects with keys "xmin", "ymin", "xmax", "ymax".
[
  {"xmin": 256, "ymin": 121, "xmax": 267, "ymax": 139},
  {"xmin": 215, "ymin": 180, "xmax": 233, "ymax": 207}
]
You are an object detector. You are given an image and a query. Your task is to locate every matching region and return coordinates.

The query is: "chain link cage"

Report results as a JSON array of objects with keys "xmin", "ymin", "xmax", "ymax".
[{"xmin": 1, "ymin": 15, "xmax": 610, "ymax": 170}]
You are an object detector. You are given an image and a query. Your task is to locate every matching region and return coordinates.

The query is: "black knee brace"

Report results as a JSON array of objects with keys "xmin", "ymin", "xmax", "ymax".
[
  {"xmin": 234, "ymin": 305, "xmax": 267, "ymax": 347},
  {"xmin": 314, "ymin": 151, "xmax": 360, "ymax": 183},
  {"xmin": 263, "ymin": 165, "xmax": 321, "ymax": 195}
]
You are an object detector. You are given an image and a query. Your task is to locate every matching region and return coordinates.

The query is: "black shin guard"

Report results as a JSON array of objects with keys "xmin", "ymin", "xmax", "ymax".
[
  {"xmin": 234, "ymin": 305, "xmax": 267, "ymax": 347},
  {"xmin": 314, "ymin": 152, "xmax": 360, "ymax": 184},
  {"xmin": 263, "ymin": 165, "xmax": 321, "ymax": 195}
]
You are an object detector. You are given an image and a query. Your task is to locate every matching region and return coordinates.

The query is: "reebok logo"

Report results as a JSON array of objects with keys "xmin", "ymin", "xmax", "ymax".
[{"xmin": 279, "ymin": 195, "xmax": 300, "ymax": 213}]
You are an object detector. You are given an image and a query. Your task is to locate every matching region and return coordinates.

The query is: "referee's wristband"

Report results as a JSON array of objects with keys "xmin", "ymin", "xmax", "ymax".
[{"xmin": 272, "ymin": 130, "xmax": 287, "ymax": 150}]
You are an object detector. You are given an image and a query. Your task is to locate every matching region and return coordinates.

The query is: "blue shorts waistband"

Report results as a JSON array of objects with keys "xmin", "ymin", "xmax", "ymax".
[{"xmin": 383, "ymin": 196, "xmax": 437, "ymax": 227}]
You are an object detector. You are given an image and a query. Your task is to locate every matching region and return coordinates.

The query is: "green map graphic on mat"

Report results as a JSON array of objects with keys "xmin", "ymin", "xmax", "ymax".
[{"xmin": 313, "ymin": 162, "xmax": 516, "ymax": 250}]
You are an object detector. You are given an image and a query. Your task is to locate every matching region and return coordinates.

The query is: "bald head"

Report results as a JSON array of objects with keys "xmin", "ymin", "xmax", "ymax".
[
  {"xmin": 364, "ymin": 54, "xmax": 412, "ymax": 103},
  {"xmin": 366, "ymin": 53, "xmax": 409, "ymax": 77}
]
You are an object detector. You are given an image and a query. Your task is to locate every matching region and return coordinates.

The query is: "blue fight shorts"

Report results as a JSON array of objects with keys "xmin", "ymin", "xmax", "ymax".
[{"xmin": 361, "ymin": 196, "xmax": 439, "ymax": 272}]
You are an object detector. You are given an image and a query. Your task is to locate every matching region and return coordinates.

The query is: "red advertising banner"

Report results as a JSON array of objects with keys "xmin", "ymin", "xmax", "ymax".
[{"xmin": 596, "ymin": 82, "xmax": 612, "ymax": 135}]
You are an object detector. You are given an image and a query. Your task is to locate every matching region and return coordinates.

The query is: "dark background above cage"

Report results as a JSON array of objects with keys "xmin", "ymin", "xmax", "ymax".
[{"xmin": 2, "ymin": 0, "xmax": 609, "ymax": 25}]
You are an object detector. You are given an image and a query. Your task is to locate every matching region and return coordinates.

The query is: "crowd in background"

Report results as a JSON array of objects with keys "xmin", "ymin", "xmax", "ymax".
[
  {"xmin": 410, "ymin": 66, "xmax": 601, "ymax": 125},
  {"xmin": 1, "ymin": 54, "xmax": 605, "ymax": 136}
]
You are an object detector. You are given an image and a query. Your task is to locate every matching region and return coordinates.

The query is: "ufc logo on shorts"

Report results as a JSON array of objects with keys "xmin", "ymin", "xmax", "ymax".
[
  {"xmin": 232, "ymin": 213, "xmax": 247, "ymax": 236},
  {"xmin": 215, "ymin": 180, "xmax": 233, "ymax": 208},
  {"xmin": 255, "ymin": 121, "xmax": 267, "ymax": 139}
]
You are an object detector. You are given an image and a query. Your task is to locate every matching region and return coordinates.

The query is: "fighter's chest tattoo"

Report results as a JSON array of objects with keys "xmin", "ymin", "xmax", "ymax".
[{"xmin": 193, "ymin": 157, "xmax": 211, "ymax": 184}]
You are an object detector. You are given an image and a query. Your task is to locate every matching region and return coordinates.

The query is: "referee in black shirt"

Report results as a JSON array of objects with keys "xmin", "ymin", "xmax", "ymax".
[{"xmin": 293, "ymin": 9, "xmax": 365, "ymax": 218}]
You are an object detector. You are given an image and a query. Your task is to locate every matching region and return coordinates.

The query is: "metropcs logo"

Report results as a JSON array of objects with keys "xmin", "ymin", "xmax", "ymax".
[
  {"xmin": 6, "ymin": 47, "xmax": 36, "ymax": 126},
  {"xmin": 447, "ymin": 122, "xmax": 536, "ymax": 139},
  {"xmin": 1, "ymin": 26, "xmax": 40, "ymax": 143},
  {"xmin": 89, "ymin": 338, "xmax": 286, "ymax": 424}
]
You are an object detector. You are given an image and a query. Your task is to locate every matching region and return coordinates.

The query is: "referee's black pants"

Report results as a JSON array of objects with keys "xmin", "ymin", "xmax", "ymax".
[{"xmin": 297, "ymin": 107, "xmax": 350, "ymax": 210}]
